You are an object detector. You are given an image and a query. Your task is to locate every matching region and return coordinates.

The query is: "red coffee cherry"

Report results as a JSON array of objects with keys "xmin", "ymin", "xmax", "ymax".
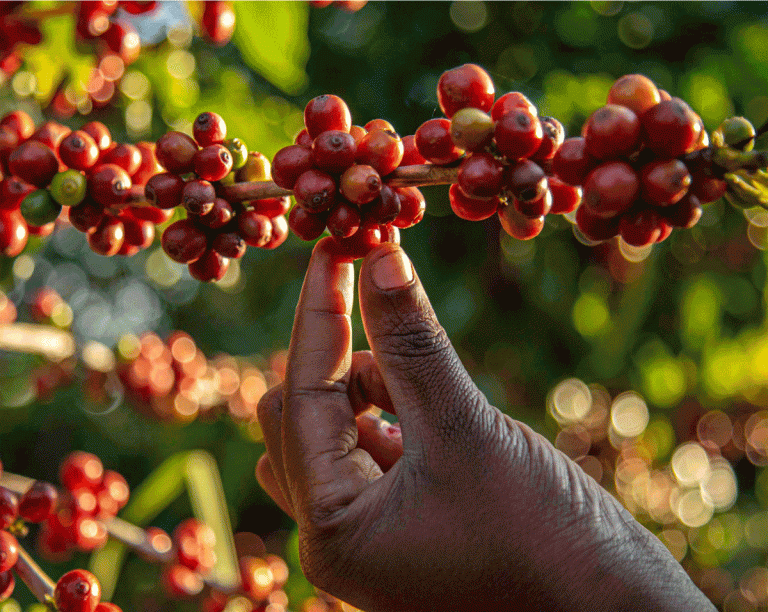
[
  {"xmin": 415, "ymin": 118, "xmax": 463, "ymax": 165},
  {"xmin": 69, "ymin": 200, "xmax": 105, "ymax": 233},
  {"xmin": 491, "ymin": 91, "xmax": 537, "ymax": 122},
  {"xmin": 0, "ymin": 532, "xmax": 17, "ymax": 574},
  {"xmin": 121, "ymin": 214, "xmax": 155, "ymax": 249},
  {"xmin": 583, "ymin": 161, "xmax": 639, "ymax": 219},
  {"xmin": 494, "ymin": 109, "xmax": 543, "ymax": 161},
  {"xmin": 131, "ymin": 142, "xmax": 162, "ymax": 185},
  {"xmin": 19, "ymin": 480, "xmax": 58, "ymax": 522},
  {"xmin": 162, "ymin": 219, "xmax": 208, "ymax": 263},
  {"xmin": 128, "ymin": 205, "xmax": 173, "ymax": 224},
  {"xmin": 182, "ymin": 179, "xmax": 216, "ymax": 215},
  {"xmin": 271, "ymin": 145, "xmax": 314, "ymax": 190},
  {"xmin": 515, "ymin": 188, "xmax": 552, "ymax": 219},
  {"xmin": 607, "ymin": 74, "xmax": 661, "ymax": 117},
  {"xmin": 288, "ymin": 206, "xmax": 327, "ymax": 241},
  {"xmin": 8, "ymin": 141, "xmax": 59, "ymax": 188},
  {"xmin": 457, "ymin": 152, "xmax": 504, "ymax": 199},
  {"xmin": 193, "ymin": 112, "xmax": 227, "ymax": 147},
  {"xmin": 552, "ymin": 137, "xmax": 597, "ymax": 186},
  {"xmin": 641, "ymin": 98, "xmax": 702, "ymax": 157},
  {"xmin": 200, "ymin": 0, "xmax": 236, "ymax": 46},
  {"xmin": 619, "ymin": 208, "xmax": 664, "ymax": 247},
  {"xmin": 145, "ymin": 172, "xmax": 185, "ymax": 209},
  {"xmin": 400, "ymin": 134, "xmax": 427, "ymax": 166},
  {"xmin": 294, "ymin": 169, "xmax": 337, "ymax": 213},
  {"xmin": 0, "ymin": 176, "xmax": 35, "ymax": 211},
  {"xmin": 294, "ymin": 128, "xmax": 314, "ymax": 148},
  {"xmin": 94, "ymin": 603, "xmax": 123, "ymax": 612},
  {"xmin": 339, "ymin": 164, "xmax": 381, "ymax": 206},
  {"xmin": 0, "ymin": 210, "xmax": 28, "ymax": 257},
  {"xmin": 531, "ymin": 116, "xmax": 565, "ymax": 162},
  {"xmin": 364, "ymin": 119, "xmax": 394, "ymax": 132},
  {"xmin": 498, "ymin": 203, "xmax": 544, "ymax": 240},
  {"xmin": 197, "ymin": 197, "xmax": 234, "ymax": 229},
  {"xmin": 60, "ymin": 131, "xmax": 100, "ymax": 171},
  {"xmin": 640, "ymin": 159, "xmax": 691, "ymax": 206},
  {"xmin": 98, "ymin": 470, "xmax": 129, "ymax": 512},
  {"xmin": 161, "ymin": 564, "xmax": 204, "ymax": 599},
  {"xmin": 448, "ymin": 184, "xmax": 499, "ymax": 221},
  {"xmin": 211, "ymin": 232, "xmax": 246, "ymax": 259},
  {"xmin": 156, "ymin": 131, "xmax": 198, "ymax": 174},
  {"xmin": 327, "ymin": 200, "xmax": 361, "ymax": 238},
  {"xmin": 193, "ymin": 144, "xmax": 233, "ymax": 181},
  {"xmin": 101, "ymin": 19, "xmax": 140, "ymax": 65},
  {"xmin": 690, "ymin": 173, "xmax": 727, "ymax": 204},
  {"xmin": 73, "ymin": 515, "xmax": 108, "ymax": 551},
  {"xmin": 237, "ymin": 210, "xmax": 273, "ymax": 247},
  {"xmin": 81, "ymin": 122, "xmax": 112, "ymax": 152},
  {"xmin": 120, "ymin": 0, "xmax": 157, "ymax": 14},
  {"xmin": 392, "ymin": 187, "xmax": 426, "ymax": 228},
  {"xmin": 54, "ymin": 569, "xmax": 101, "ymax": 612},
  {"xmin": 188, "ymin": 249, "xmax": 230, "ymax": 282},
  {"xmin": 583, "ymin": 104, "xmax": 641, "ymax": 160},
  {"xmin": 665, "ymin": 193, "xmax": 703, "ymax": 229},
  {"xmin": 0, "ymin": 128, "xmax": 20, "ymax": 168},
  {"xmin": 504, "ymin": 159, "xmax": 547, "ymax": 203},
  {"xmin": 355, "ymin": 129, "xmax": 404, "ymax": 176},
  {"xmin": 87, "ymin": 216, "xmax": 125, "ymax": 256},
  {"xmin": 312, "ymin": 130, "xmax": 357, "ymax": 174},
  {"xmin": 437, "ymin": 64, "xmax": 495, "ymax": 118},
  {"xmin": 89, "ymin": 164, "xmax": 132, "ymax": 207},
  {"xmin": 329, "ymin": 223, "xmax": 383, "ymax": 261},
  {"xmin": 575, "ymin": 203, "xmax": 620, "ymax": 242},
  {"xmin": 30, "ymin": 121, "xmax": 71, "ymax": 154},
  {"xmin": 548, "ymin": 176, "xmax": 582, "ymax": 215},
  {"xmin": 0, "ymin": 488, "xmax": 18, "ymax": 529},
  {"xmin": 100, "ymin": 144, "xmax": 142, "ymax": 176},
  {"xmin": 304, "ymin": 95, "xmax": 352, "ymax": 139},
  {"xmin": 0, "ymin": 110, "xmax": 34, "ymax": 141},
  {"xmin": 0, "ymin": 569, "xmax": 13, "ymax": 602},
  {"xmin": 263, "ymin": 214, "xmax": 289, "ymax": 250},
  {"xmin": 364, "ymin": 184, "xmax": 401, "ymax": 225},
  {"xmin": 250, "ymin": 196, "xmax": 290, "ymax": 217}
]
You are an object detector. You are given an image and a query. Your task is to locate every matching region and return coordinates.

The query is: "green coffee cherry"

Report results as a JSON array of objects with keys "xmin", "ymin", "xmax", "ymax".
[
  {"xmin": 50, "ymin": 170, "xmax": 87, "ymax": 207},
  {"xmin": 235, "ymin": 151, "xmax": 271, "ymax": 182},
  {"xmin": 223, "ymin": 138, "xmax": 249, "ymax": 169},
  {"xmin": 450, "ymin": 107, "xmax": 494, "ymax": 151},
  {"xmin": 20, "ymin": 190, "xmax": 62, "ymax": 226},
  {"xmin": 713, "ymin": 117, "xmax": 756, "ymax": 152}
]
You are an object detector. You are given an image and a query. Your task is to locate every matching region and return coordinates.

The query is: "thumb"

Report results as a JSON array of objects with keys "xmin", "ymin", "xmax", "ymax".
[{"xmin": 358, "ymin": 243, "xmax": 491, "ymax": 450}]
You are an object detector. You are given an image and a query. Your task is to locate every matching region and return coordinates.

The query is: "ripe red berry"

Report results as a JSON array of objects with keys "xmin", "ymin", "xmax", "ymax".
[
  {"xmin": 392, "ymin": 187, "xmax": 426, "ymax": 228},
  {"xmin": 583, "ymin": 162, "xmax": 639, "ymax": 219},
  {"xmin": 548, "ymin": 176, "xmax": 582, "ymax": 215},
  {"xmin": 189, "ymin": 249, "xmax": 230, "ymax": 282},
  {"xmin": 212, "ymin": 232, "xmax": 247, "ymax": 258},
  {"xmin": 54, "ymin": 569, "xmax": 102, "ymax": 612},
  {"xmin": 129, "ymin": 205, "xmax": 173, "ymax": 224},
  {"xmin": 448, "ymin": 184, "xmax": 499, "ymax": 221},
  {"xmin": 575, "ymin": 203, "xmax": 620, "ymax": 242},
  {"xmin": 88, "ymin": 215, "xmax": 125, "ymax": 256},
  {"xmin": 619, "ymin": 208, "xmax": 664, "ymax": 247},
  {"xmin": 250, "ymin": 196, "xmax": 290, "ymax": 217},
  {"xmin": 182, "ymin": 179, "xmax": 216, "ymax": 215},
  {"xmin": 30, "ymin": 121, "xmax": 71, "ymax": 154},
  {"xmin": 400, "ymin": 134, "xmax": 427, "ymax": 166},
  {"xmin": 327, "ymin": 200, "xmax": 361, "ymax": 238},
  {"xmin": 69, "ymin": 200, "xmax": 105, "ymax": 233},
  {"xmin": 73, "ymin": 515, "xmax": 108, "ymax": 551},
  {"xmin": 162, "ymin": 219, "xmax": 208, "ymax": 263},
  {"xmin": 120, "ymin": 0, "xmax": 157, "ymax": 14},
  {"xmin": 193, "ymin": 144, "xmax": 233, "ymax": 181},
  {"xmin": 640, "ymin": 159, "xmax": 691, "ymax": 206},
  {"xmin": 583, "ymin": 104, "xmax": 641, "ymax": 160},
  {"xmin": 201, "ymin": 1, "xmax": 236, "ymax": 46},
  {"xmin": 503, "ymin": 159, "xmax": 547, "ymax": 203},
  {"xmin": 94, "ymin": 603, "xmax": 122, "ymax": 612},
  {"xmin": 161, "ymin": 564, "xmax": 204, "ymax": 599},
  {"xmin": 60, "ymin": 131, "xmax": 100, "ymax": 171},
  {"xmin": 415, "ymin": 118, "xmax": 463, "ymax": 165},
  {"xmin": 0, "ymin": 176, "xmax": 35, "ymax": 211},
  {"xmin": 457, "ymin": 152, "xmax": 504, "ymax": 199},
  {"xmin": 531, "ymin": 116, "xmax": 565, "ymax": 162},
  {"xmin": 237, "ymin": 210, "xmax": 273, "ymax": 247},
  {"xmin": 515, "ymin": 188, "xmax": 552, "ymax": 219},
  {"xmin": 364, "ymin": 184, "xmax": 401, "ymax": 225},
  {"xmin": 495, "ymin": 109, "xmax": 543, "ymax": 161},
  {"xmin": 19, "ymin": 480, "xmax": 58, "ymax": 522},
  {"xmin": 89, "ymin": 164, "xmax": 132, "ymax": 207},
  {"xmin": 271, "ymin": 145, "xmax": 314, "ymax": 190},
  {"xmin": 665, "ymin": 193, "xmax": 703, "ymax": 229},
  {"xmin": 304, "ymin": 95, "xmax": 352, "ymax": 139},
  {"xmin": 155, "ymin": 131, "xmax": 198, "ymax": 174},
  {"xmin": 0, "ymin": 110, "xmax": 34, "ymax": 141},
  {"xmin": 288, "ymin": 206, "xmax": 327, "ymax": 241},
  {"xmin": 8, "ymin": 141, "xmax": 59, "ymax": 188},
  {"xmin": 0, "ymin": 570, "xmax": 13, "ymax": 602},
  {"xmin": 294, "ymin": 169, "xmax": 337, "ymax": 213},
  {"xmin": 552, "ymin": 137, "xmax": 597, "ymax": 186},
  {"xmin": 312, "ymin": 130, "xmax": 357, "ymax": 174},
  {"xmin": 263, "ymin": 214, "xmax": 289, "ymax": 250},
  {"xmin": 491, "ymin": 91, "xmax": 537, "ymax": 122},
  {"xmin": 498, "ymin": 203, "xmax": 544, "ymax": 240},
  {"xmin": 145, "ymin": 172, "xmax": 185, "ymax": 209},
  {"xmin": 193, "ymin": 112, "xmax": 227, "ymax": 147},
  {"xmin": 329, "ymin": 223, "xmax": 383, "ymax": 261},
  {"xmin": 101, "ymin": 19, "xmax": 140, "ymax": 65},
  {"xmin": 81, "ymin": 122, "xmax": 112, "ymax": 152},
  {"xmin": 355, "ymin": 129, "xmax": 404, "ymax": 176},
  {"xmin": 295, "ymin": 128, "xmax": 314, "ymax": 148},
  {"xmin": 0, "ymin": 488, "xmax": 18, "ymax": 529},
  {"xmin": 0, "ymin": 532, "xmax": 18, "ymax": 573},
  {"xmin": 121, "ymin": 214, "xmax": 155, "ymax": 249},
  {"xmin": 132, "ymin": 141, "xmax": 162, "ymax": 184},
  {"xmin": 641, "ymin": 98, "xmax": 702, "ymax": 157},
  {"xmin": 437, "ymin": 64, "xmax": 495, "ymax": 118},
  {"xmin": 339, "ymin": 164, "xmax": 381, "ymax": 206},
  {"xmin": 607, "ymin": 74, "xmax": 661, "ymax": 117},
  {"xmin": 197, "ymin": 197, "xmax": 234, "ymax": 229},
  {"xmin": 100, "ymin": 143, "xmax": 142, "ymax": 176},
  {"xmin": 0, "ymin": 210, "xmax": 28, "ymax": 257},
  {"xmin": 690, "ymin": 173, "xmax": 727, "ymax": 204},
  {"xmin": 98, "ymin": 470, "xmax": 129, "ymax": 512}
]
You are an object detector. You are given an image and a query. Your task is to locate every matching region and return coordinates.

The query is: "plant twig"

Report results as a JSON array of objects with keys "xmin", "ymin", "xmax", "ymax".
[{"xmin": 14, "ymin": 544, "xmax": 56, "ymax": 603}]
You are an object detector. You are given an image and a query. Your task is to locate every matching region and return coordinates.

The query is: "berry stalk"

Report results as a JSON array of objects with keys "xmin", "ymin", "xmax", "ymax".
[{"xmin": 13, "ymin": 543, "xmax": 55, "ymax": 603}]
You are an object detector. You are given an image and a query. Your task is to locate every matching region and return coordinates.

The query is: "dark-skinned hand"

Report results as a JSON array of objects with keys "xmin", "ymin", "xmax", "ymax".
[{"xmin": 256, "ymin": 238, "xmax": 715, "ymax": 612}]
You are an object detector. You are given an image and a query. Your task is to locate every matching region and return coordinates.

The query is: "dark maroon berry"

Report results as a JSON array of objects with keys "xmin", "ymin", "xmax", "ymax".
[
  {"xmin": 504, "ymin": 159, "xmax": 547, "ymax": 203},
  {"xmin": 294, "ymin": 128, "xmax": 314, "ymax": 149},
  {"xmin": 30, "ymin": 121, "xmax": 71, "ymax": 154},
  {"xmin": 457, "ymin": 152, "xmax": 504, "ymax": 199},
  {"xmin": 0, "ymin": 531, "xmax": 18, "ymax": 573},
  {"xmin": 18, "ymin": 481, "xmax": 57, "ymax": 523},
  {"xmin": 437, "ymin": 64, "xmax": 495, "ymax": 118},
  {"xmin": 327, "ymin": 201, "xmax": 361, "ymax": 238},
  {"xmin": 0, "ymin": 177, "xmax": 35, "ymax": 211},
  {"xmin": 263, "ymin": 215, "xmax": 289, "ymax": 250},
  {"xmin": 514, "ymin": 189, "xmax": 552, "ymax": 219},
  {"xmin": 293, "ymin": 169, "xmax": 337, "ymax": 213},
  {"xmin": 312, "ymin": 130, "xmax": 357, "ymax": 174},
  {"xmin": 69, "ymin": 199, "xmax": 105, "ymax": 233},
  {"xmin": 162, "ymin": 219, "xmax": 208, "ymax": 263},
  {"xmin": 329, "ymin": 223, "xmax": 383, "ymax": 261},
  {"xmin": 193, "ymin": 112, "xmax": 227, "ymax": 146},
  {"xmin": 155, "ymin": 131, "xmax": 198, "ymax": 174},
  {"xmin": 121, "ymin": 215, "xmax": 155, "ymax": 249},
  {"xmin": 640, "ymin": 159, "xmax": 691, "ymax": 206},
  {"xmin": 552, "ymin": 137, "xmax": 597, "ymax": 186},
  {"xmin": 392, "ymin": 187, "xmax": 426, "ymax": 228},
  {"xmin": 100, "ymin": 144, "xmax": 142, "ymax": 176},
  {"xmin": 87, "ymin": 216, "xmax": 125, "ymax": 256},
  {"xmin": 188, "ymin": 249, "xmax": 230, "ymax": 282},
  {"xmin": 212, "ymin": 232, "xmax": 246, "ymax": 258},
  {"xmin": 250, "ymin": 196, "xmax": 290, "ymax": 217},
  {"xmin": 8, "ymin": 141, "xmax": 59, "ymax": 188},
  {"xmin": 575, "ymin": 204, "xmax": 620, "ymax": 242},
  {"xmin": 664, "ymin": 193, "xmax": 703, "ymax": 229},
  {"xmin": 363, "ymin": 185, "xmax": 401, "ymax": 224},
  {"xmin": 619, "ymin": 208, "xmax": 664, "ymax": 247},
  {"xmin": 641, "ymin": 98, "xmax": 702, "ymax": 157},
  {"xmin": 288, "ymin": 206, "xmax": 327, "ymax": 241},
  {"xmin": 182, "ymin": 179, "xmax": 216, "ymax": 215},
  {"xmin": 304, "ymin": 95, "xmax": 352, "ymax": 139},
  {"xmin": 583, "ymin": 104, "xmax": 641, "ymax": 160},
  {"xmin": 237, "ymin": 210, "xmax": 273, "ymax": 247},
  {"xmin": 0, "ymin": 487, "xmax": 18, "ymax": 529},
  {"xmin": 271, "ymin": 145, "xmax": 314, "ymax": 190},
  {"xmin": 197, "ymin": 198, "xmax": 233, "ymax": 229},
  {"xmin": 548, "ymin": 176, "xmax": 582, "ymax": 215},
  {"xmin": 531, "ymin": 117, "xmax": 565, "ymax": 162},
  {"xmin": 145, "ymin": 173, "xmax": 185, "ymax": 209},
  {"xmin": 498, "ymin": 203, "xmax": 544, "ymax": 240},
  {"xmin": 0, "ymin": 570, "xmax": 13, "ymax": 602},
  {"xmin": 583, "ymin": 162, "xmax": 639, "ymax": 219},
  {"xmin": 89, "ymin": 164, "xmax": 132, "ymax": 207}
]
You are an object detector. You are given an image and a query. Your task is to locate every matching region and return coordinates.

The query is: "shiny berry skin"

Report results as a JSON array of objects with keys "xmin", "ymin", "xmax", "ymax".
[
  {"xmin": 339, "ymin": 164, "xmax": 381, "ymax": 206},
  {"xmin": 0, "ymin": 531, "xmax": 18, "ymax": 573},
  {"xmin": 89, "ymin": 164, "xmax": 132, "ymax": 207},
  {"xmin": 0, "ymin": 110, "xmax": 34, "ymax": 141},
  {"xmin": 449, "ymin": 107, "xmax": 495, "ymax": 153},
  {"xmin": 690, "ymin": 174, "xmax": 727, "ymax": 204},
  {"xmin": 498, "ymin": 203, "xmax": 544, "ymax": 240},
  {"xmin": 575, "ymin": 204, "xmax": 620, "ymax": 242},
  {"xmin": 457, "ymin": 152, "xmax": 504, "ymax": 199},
  {"xmin": 155, "ymin": 131, "xmax": 198, "ymax": 174},
  {"xmin": 74, "ymin": 515, "xmax": 108, "ymax": 551},
  {"xmin": 129, "ymin": 205, "xmax": 173, "ymax": 224},
  {"xmin": 552, "ymin": 137, "xmax": 597, "ymax": 186},
  {"xmin": 235, "ymin": 151, "xmax": 271, "ymax": 182},
  {"xmin": 437, "ymin": 64, "xmax": 495, "ymax": 118},
  {"xmin": 448, "ymin": 184, "xmax": 499, "ymax": 221},
  {"xmin": 182, "ymin": 179, "xmax": 216, "ymax": 215},
  {"xmin": 197, "ymin": 197, "xmax": 234, "ymax": 229},
  {"xmin": 393, "ymin": 187, "xmax": 426, "ymax": 228},
  {"xmin": 665, "ymin": 193, "xmax": 702, "ymax": 229},
  {"xmin": 251, "ymin": 196, "xmax": 290, "ymax": 217},
  {"xmin": 120, "ymin": 0, "xmax": 157, "ymax": 13},
  {"xmin": 0, "ymin": 569, "xmax": 13, "ymax": 601},
  {"xmin": 59, "ymin": 131, "xmax": 100, "ymax": 171},
  {"xmin": 30, "ymin": 121, "xmax": 71, "ymax": 154},
  {"xmin": 20, "ymin": 190, "xmax": 62, "ymax": 226},
  {"xmin": 304, "ymin": 95, "xmax": 352, "ymax": 139},
  {"xmin": 193, "ymin": 112, "xmax": 227, "ymax": 146},
  {"xmin": 145, "ymin": 172, "xmax": 185, "ymax": 209},
  {"xmin": 583, "ymin": 162, "xmax": 639, "ymax": 219},
  {"xmin": 271, "ymin": 145, "xmax": 314, "ymax": 190},
  {"xmin": 0, "ymin": 177, "xmax": 35, "ymax": 211},
  {"xmin": 495, "ymin": 109, "xmax": 543, "ymax": 161},
  {"xmin": 607, "ymin": 74, "xmax": 661, "ymax": 117},
  {"xmin": 716, "ymin": 116, "xmax": 756, "ymax": 151},
  {"xmin": 641, "ymin": 98, "xmax": 702, "ymax": 157},
  {"xmin": 640, "ymin": 159, "xmax": 691, "ymax": 206},
  {"xmin": 220, "ymin": 138, "xmax": 247, "ymax": 172},
  {"xmin": 201, "ymin": 1, "xmax": 236, "ymax": 46},
  {"xmin": 288, "ymin": 206, "xmax": 327, "ymax": 241},
  {"xmin": 365, "ymin": 119, "xmax": 395, "ymax": 132},
  {"xmin": 400, "ymin": 134, "xmax": 427, "ymax": 166},
  {"xmin": 364, "ymin": 184, "xmax": 401, "ymax": 224},
  {"xmin": 548, "ymin": 176, "xmax": 582, "ymax": 215},
  {"xmin": 161, "ymin": 564, "xmax": 204, "ymax": 599},
  {"xmin": 0, "ymin": 210, "xmax": 28, "ymax": 256},
  {"xmin": 515, "ymin": 188, "xmax": 552, "ymax": 218},
  {"xmin": 94, "ymin": 604, "xmax": 122, "ymax": 612},
  {"xmin": 100, "ymin": 143, "xmax": 142, "ymax": 175},
  {"xmin": 193, "ymin": 144, "xmax": 233, "ymax": 181},
  {"xmin": 356, "ymin": 129, "xmax": 404, "ymax": 176},
  {"xmin": 294, "ymin": 169, "xmax": 337, "ymax": 213},
  {"xmin": 81, "ymin": 122, "xmax": 112, "ymax": 152},
  {"xmin": 173, "ymin": 518, "xmax": 216, "ymax": 570},
  {"xmin": 212, "ymin": 232, "xmax": 247, "ymax": 258},
  {"xmin": 121, "ymin": 214, "xmax": 155, "ymax": 249},
  {"xmin": 415, "ymin": 118, "xmax": 463, "ymax": 165},
  {"xmin": 531, "ymin": 117, "xmax": 565, "ymax": 162},
  {"xmin": 54, "ymin": 569, "xmax": 101, "ymax": 612},
  {"xmin": 312, "ymin": 130, "xmax": 357, "ymax": 174},
  {"xmin": 0, "ymin": 488, "xmax": 18, "ymax": 529},
  {"xmin": 583, "ymin": 104, "xmax": 641, "ymax": 160},
  {"xmin": 503, "ymin": 159, "xmax": 547, "ymax": 203},
  {"xmin": 491, "ymin": 91, "xmax": 537, "ymax": 121},
  {"xmin": 263, "ymin": 214, "xmax": 289, "ymax": 249},
  {"xmin": 162, "ymin": 219, "xmax": 208, "ymax": 263},
  {"xmin": 294, "ymin": 128, "xmax": 314, "ymax": 148},
  {"xmin": 68, "ymin": 200, "xmax": 105, "ymax": 233},
  {"xmin": 619, "ymin": 208, "xmax": 664, "ymax": 247},
  {"xmin": 0, "ymin": 128, "xmax": 20, "ymax": 168},
  {"xmin": 51, "ymin": 170, "xmax": 88, "ymax": 207},
  {"xmin": 188, "ymin": 249, "xmax": 230, "ymax": 282},
  {"xmin": 87, "ymin": 216, "xmax": 125, "ymax": 256},
  {"xmin": 327, "ymin": 200, "xmax": 361, "ymax": 238},
  {"xmin": 237, "ymin": 210, "xmax": 273, "ymax": 247},
  {"xmin": 8, "ymin": 141, "xmax": 59, "ymax": 188},
  {"xmin": 97, "ymin": 470, "xmax": 129, "ymax": 514},
  {"xmin": 102, "ymin": 19, "xmax": 141, "ymax": 65},
  {"xmin": 329, "ymin": 223, "xmax": 383, "ymax": 261}
]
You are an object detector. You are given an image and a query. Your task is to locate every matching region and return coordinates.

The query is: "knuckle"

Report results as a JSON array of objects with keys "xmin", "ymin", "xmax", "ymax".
[{"xmin": 256, "ymin": 384, "xmax": 283, "ymax": 426}]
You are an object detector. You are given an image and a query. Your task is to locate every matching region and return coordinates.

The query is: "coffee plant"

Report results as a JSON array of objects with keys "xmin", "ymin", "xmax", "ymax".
[{"xmin": 0, "ymin": 2, "xmax": 767, "ymax": 610}]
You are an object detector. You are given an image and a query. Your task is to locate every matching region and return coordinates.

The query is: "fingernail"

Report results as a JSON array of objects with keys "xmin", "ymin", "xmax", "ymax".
[{"xmin": 372, "ymin": 249, "xmax": 414, "ymax": 290}]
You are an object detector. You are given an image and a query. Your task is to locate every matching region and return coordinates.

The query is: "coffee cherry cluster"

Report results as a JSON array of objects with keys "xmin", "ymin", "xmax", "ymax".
[
  {"xmin": 554, "ymin": 74, "xmax": 727, "ymax": 247},
  {"xmin": 149, "ymin": 112, "xmax": 289, "ymax": 282},
  {"xmin": 273, "ymin": 95, "xmax": 426, "ymax": 260},
  {"xmin": 413, "ymin": 64, "xmax": 583, "ymax": 241}
]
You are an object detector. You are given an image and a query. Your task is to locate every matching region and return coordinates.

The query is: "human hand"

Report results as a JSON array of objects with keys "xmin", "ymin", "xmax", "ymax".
[{"xmin": 256, "ymin": 239, "xmax": 714, "ymax": 612}]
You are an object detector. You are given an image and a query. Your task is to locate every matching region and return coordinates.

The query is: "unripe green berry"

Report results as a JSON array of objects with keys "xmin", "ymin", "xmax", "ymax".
[
  {"xmin": 714, "ymin": 117, "xmax": 756, "ymax": 151},
  {"xmin": 21, "ymin": 190, "xmax": 62, "ymax": 226},
  {"xmin": 450, "ymin": 107, "xmax": 495, "ymax": 152},
  {"xmin": 223, "ymin": 138, "xmax": 248, "ymax": 169},
  {"xmin": 50, "ymin": 170, "xmax": 87, "ymax": 207},
  {"xmin": 235, "ymin": 151, "xmax": 271, "ymax": 182}
]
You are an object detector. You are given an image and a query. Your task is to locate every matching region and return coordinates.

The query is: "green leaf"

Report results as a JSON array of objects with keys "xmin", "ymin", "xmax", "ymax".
[{"xmin": 232, "ymin": 2, "xmax": 310, "ymax": 95}]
